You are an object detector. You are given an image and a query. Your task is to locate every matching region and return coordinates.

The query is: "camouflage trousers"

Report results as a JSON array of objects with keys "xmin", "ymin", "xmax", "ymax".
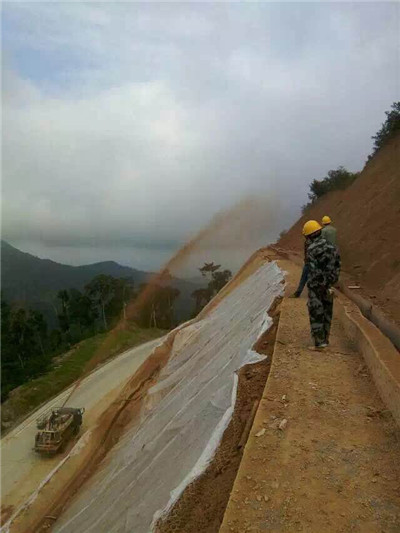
[{"xmin": 307, "ymin": 286, "xmax": 333, "ymax": 346}]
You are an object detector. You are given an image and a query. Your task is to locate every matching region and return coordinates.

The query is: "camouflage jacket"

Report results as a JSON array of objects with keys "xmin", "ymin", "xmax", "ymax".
[
  {"xmin": 303, "ymin": 238, "xmax": 310, "ymax": 263},
  {"xmin": 306, "ymin": 235, "xmax": 341, "ymax": 289}
]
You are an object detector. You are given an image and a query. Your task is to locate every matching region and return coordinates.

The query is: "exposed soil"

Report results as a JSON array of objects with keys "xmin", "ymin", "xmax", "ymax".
[
  {"xmin": 1, "ymin": 505, "xmax": 15, "ymax": 526},
  {"xmin": 7, "ymin": 253, "xmax": 277, "ymax": 533},
  {"xmin": 278, "ymin": 133, "xmax": 400, "ymax": 325},
  {"xmin": 220, "ymin": 294, "xmax": 400, "ymax": 533},
  {"xmin": 8, "ymin": 247, "xmax": 400, "ymax": 533},
  {"xmin": 155, "ymin": 304, "xmax": 281, "ymax": 533}
]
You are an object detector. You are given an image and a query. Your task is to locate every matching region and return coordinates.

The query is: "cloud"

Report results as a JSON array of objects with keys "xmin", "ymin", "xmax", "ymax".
[{"xmin": 2, "ymin": 2, "xmax": 399, "ymax": 270}]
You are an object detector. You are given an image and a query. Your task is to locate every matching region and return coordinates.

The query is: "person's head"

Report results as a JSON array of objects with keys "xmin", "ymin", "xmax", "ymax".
[
  {"xmin": 302, "ymin": 220, "xmax": 322, "ymax": 240},
  {"xmin": 322, "ymin": 215, "xmax": 332, "ymax": 226}
]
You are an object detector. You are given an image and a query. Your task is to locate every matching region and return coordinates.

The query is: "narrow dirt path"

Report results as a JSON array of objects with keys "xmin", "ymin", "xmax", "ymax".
[{"xmin": 220, "ymin": 295, "xmax": 400, "ymax": 533}]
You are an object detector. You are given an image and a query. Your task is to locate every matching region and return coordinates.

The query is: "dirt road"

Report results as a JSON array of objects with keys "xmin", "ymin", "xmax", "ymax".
[
  {"xmin": 1, "ymin": 337, "xmax": 162, "ymax": 521},
  {"xmin": 220, "ymin": 293, "xmax": 400, "ymax": 532}
]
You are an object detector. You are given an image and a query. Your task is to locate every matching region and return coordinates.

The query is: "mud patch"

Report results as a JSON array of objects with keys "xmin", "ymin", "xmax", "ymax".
[
  {"xmin": 155, "ymin": 306, "xmax": 280, "ymax": 533},
  {"xmin": 1, "ymin": 504, "xmax": 15, "ymax": 526}
]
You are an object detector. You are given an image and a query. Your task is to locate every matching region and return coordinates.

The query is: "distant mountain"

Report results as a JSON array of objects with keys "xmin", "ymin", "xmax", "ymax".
[{"xmin": 1, "ymin": 241, "xmax": 202, "ymax": 326}]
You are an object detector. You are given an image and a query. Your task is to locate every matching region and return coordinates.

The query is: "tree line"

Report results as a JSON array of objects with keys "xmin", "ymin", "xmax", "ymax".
[
  {"xmin": 370, "ymin": 101, "xmax": 400, "ymax": 158},
  {"xmin": 1, "ymin": 273, "xmax": 179, "ymax": 401},
  {"xmin": 302, "ymin": 101, "xmax": 399, "ymax": 213},
  {"xmin": 1, "ymin": 263, "xmax": 232, "ymax": 401}
]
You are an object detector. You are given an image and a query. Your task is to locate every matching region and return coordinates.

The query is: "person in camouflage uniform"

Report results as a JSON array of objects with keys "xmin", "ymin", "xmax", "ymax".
[
  {"xmin": 303, "ymin": 220, "xmax": 341, "ymax": 349},
  {"xmin": 291, "ymin": 237, "xmax": 310, "ymax": 298}
]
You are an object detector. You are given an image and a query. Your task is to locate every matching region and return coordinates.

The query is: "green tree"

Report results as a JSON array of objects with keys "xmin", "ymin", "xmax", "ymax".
[
  {"xmin": 136, "ymin": 282, "xmax": 179, "ymax": 329},
  {"xmin": 68, "ymin": 288, "xmax": 98, "ymax": 331},
  {"xmin": 192, "ymin": 263, "xmax": 232, "ymax": 315},
  {"xmin": 57, "ymin": 288, "xmax": 98, "ymax": 343},
  {"xmin": 28, "ymin": 309, "xmax": 48, "ymax": 355},
  {"xmin": 105, "ymin": 277, "xmax": 135, "ymax": 322},
  {"xmin": 371, "ymin": 102, "xmax": 400, "ymax": 155},
  {"xmin": 199, "ymin": 262, "xmax": 221, "ymax": 278},
  {"xmin": 85, "ymin": 274, "xmax": 116, "ymax": 330},
  {"xmin": 209, "ymin": 269, "xmax": 232, "ymax": 295},
  {"xmin": 156, "ymin": 286, "xmax": 180, "ymax": 329},
  {"xmin": 57, "ymin": 289, "xmax": 71, "ymax": 333},
  {"xmin": 308, "ymin": 167, "xmax": 359, "ymax": 203},
  {"xmin": 9, "ymin": 308, "xmax": 33, "ymax": 370},
  {"xmin": 1, "ymin": 301, "xmax": 51, "ymax": 400},
  {"xmin": 191, "ymin": 287, "xmax": 212, "ymax": 315},
  {"xmin": 48, "ymin": 328, "xmax": 63, "ymax": 352},
  {"xmin": 1, "ymin": 300, "xmax": 22, "ymax": 400}
]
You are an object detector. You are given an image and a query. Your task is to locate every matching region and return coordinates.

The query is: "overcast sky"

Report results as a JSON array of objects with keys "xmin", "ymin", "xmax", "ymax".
[{"xmin": 2, "ymin": 2, "xmax": 399, "ymax": 272}]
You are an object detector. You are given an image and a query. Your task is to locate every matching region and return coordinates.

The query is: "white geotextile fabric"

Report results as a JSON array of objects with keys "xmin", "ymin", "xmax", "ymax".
[{"xmin": 55, "ymin": 261, "xmax": 284, "ymax": 533}]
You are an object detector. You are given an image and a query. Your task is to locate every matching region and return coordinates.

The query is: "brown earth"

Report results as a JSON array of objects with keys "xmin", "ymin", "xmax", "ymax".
[
  {"xmin": 155, "ymin": 303, "xmax": 281, "ymax": 533},
  {"xmin": 155, "ymin": 256, "xmax": 400, "ymax": 533},
  {"xmin": 220, "ymin": 262, "xmax": 400, "ymax": 533},
  {"xmin": 1, "ymin": 505, "xmax": 14, "ymax": 525},
  {"xmin": 278, "ymin": 133, "xmax": 400, "ymax": 325},
  {"xmin": 9, "ymin": 252, "xmax": 277, "ymax": 533},
  {"xmin": 8, "ymin": 249, "xmax": 400, "ymax": 533}
]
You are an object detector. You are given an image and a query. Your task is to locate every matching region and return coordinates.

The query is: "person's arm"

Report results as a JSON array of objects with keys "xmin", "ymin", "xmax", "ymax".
[
  {"xmin": 304, "ymin": 240, "xmax": 308, "ymax": 263},
  {"xmin": 333, "ymin": 247, "xmax": 341, "ymax": 284},
  {"xmin": 332, "ymin": 227, "xmax": 337, "ymax": 246},
  {"xmin": 325, "ymin": 244, "xmax": 341, "ymax": 287}
]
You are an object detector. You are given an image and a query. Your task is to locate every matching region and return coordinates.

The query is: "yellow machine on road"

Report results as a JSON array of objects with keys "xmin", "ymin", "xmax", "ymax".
[{"xmin": 34, "ymin": 407, "xmax": 85, "ymax": 454}]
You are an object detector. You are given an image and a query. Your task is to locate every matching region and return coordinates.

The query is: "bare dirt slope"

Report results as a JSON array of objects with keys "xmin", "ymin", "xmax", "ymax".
[
  {"xmin": 278, "ymin": 133, "xmax": 400, "ymax": 323},
  {"xmin": 7, "ymin": 251, "xmax": 399, "ymax": 533},
  {"xmin": 220, "ymin": 294, "xmax": 400, "ymax": 533},
  {"xmin": 7, "ymin": 253, "xmax": 282, "ymax": 533}
]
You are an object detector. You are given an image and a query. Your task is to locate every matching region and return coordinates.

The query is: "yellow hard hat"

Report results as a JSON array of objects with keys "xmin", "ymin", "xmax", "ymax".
[
  {"xmin": 302, "ymin": 220, "xmax": 322, "ymax": 236},
  {"xmin": 322, "ymin": 215, "xmax": 332, "ymax": 225}
]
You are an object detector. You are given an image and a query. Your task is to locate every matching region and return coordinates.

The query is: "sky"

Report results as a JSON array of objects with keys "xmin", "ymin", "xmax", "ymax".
[{"xmin": 2, "ymin": 2, "xmax": 399, "ymax": 273}]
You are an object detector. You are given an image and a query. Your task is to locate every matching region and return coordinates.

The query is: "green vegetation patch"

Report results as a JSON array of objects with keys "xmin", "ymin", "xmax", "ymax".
[
  {"xmin": 1, "ymin": 324, "xmax": 164, "ymax": 429},
  {"xmin": 300, "ymin": 101, "xmax": 400, "ymax": 214}
]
